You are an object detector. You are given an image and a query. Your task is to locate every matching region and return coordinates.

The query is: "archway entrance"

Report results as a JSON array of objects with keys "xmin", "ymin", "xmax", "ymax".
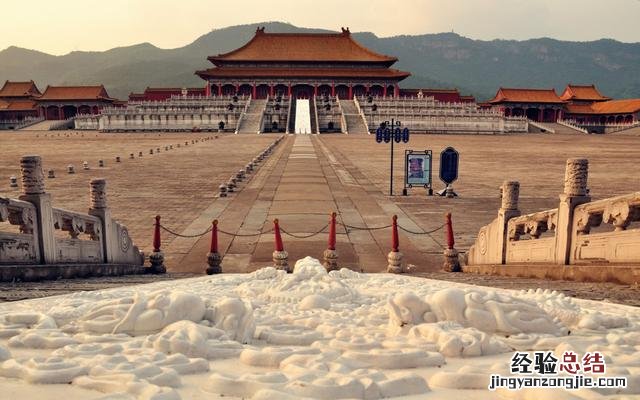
[
  {"xmin": 525, "ymin": 108, "xmax": 540, "ymax": 121},
  {"xmin": 292, "ymin": 84, "xmax": 314, "ymax": 99}
]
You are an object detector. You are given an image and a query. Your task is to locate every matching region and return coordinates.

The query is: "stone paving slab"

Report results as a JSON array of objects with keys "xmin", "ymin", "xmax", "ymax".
[
  {"xmin": 268, "ymin": 200, "xmax": 336, "ymax": 214},
  {"xmin": 171, "ymin": 136, "xmax": 292, "ymax": 273},
  {"xmin": 177, "ymin": 134, "xmax": 444, "ymax": 274},
  {"xmin": 314, "ymin": 136, "xmax": 439, "ymax": 271}
]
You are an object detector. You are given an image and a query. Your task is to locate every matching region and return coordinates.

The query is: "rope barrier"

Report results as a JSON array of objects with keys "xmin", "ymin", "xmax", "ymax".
[
  {"xmin": 218, "ymin": 228, "xmax": 274, "ymax": 237},
  {"xmin": 338, "ymin": 222, "xmax": 392, "ymax": 231},
  {"xmin": 159, "ymin": 220, "xmax": 445, "ymax": 247},
  {"xmin": 280, "ymin": 223, "xmax": 328, "ymax": 239},
  {"xmin": 398, "ymin": 222, "xmax": 447, "ymax": 235},
  {"xmin": 159, "ymin": 224, "xmax": 212, "ymax": 238}
]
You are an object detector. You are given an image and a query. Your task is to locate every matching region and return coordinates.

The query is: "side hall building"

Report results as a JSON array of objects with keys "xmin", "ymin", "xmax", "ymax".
[
  {"xmin": 0, "ymin": 81, "xmax": 41, "ymax": 126},
  {"xmin": 489, "ymin": 84, "xmax": 640, "ymax": 127}
]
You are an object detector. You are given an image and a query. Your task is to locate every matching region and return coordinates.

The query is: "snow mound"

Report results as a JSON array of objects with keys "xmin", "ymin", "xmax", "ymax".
[
  {"xmin": 244, "ymin": 257, "xmax": 358, "ymax": 304},
  {"xmin": 78, "ymin": 291, "xmax": 206, "ymax": 335},
  {"xmin": 0, "ymin": 256, "xmax": 638, "ymax": 399},
  {"xmin": 387, "ymin": 288, "xmax": 567, "ymax": 336}
]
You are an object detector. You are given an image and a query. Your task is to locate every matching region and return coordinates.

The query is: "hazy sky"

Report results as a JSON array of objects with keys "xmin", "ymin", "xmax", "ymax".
[{"xmin": 4, "ymin": 0, "xmax": 640, "ymax": 55}]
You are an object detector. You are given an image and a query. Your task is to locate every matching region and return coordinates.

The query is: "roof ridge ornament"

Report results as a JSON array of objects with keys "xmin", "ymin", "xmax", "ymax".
[
  {"xmin": 341, "ymin": 27, "xmax": 350, "ymax": 35},
  {"xmin": 256, "ymin": 26, "xmax": 265, "ymax": 34}
]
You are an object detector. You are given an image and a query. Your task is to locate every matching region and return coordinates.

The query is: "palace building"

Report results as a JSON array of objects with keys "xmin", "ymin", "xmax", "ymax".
[
  {"xmin": 38, "ymin": 85, "xmax": 117, "ymax": 120},
  {"xmin": 129, "ymin": 87, "xmax": 206, "ymax": 102},
  {"xmin": 488, "ymin": 84, "xmax": 640, "ymax": 131},
  {"xmin": 195, "ymin": 27, "xmax": 410, "ymax": 99},
  {"xmin": 6, "ymin": 27, "xmax": 639, "ymax": 134},
  {"xmin": 0, "ymin": 81, "xmax": 41, "ymax": 128}
]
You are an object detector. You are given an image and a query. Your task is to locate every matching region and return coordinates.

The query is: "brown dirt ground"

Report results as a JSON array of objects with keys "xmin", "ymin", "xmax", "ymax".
[{"xmin": 0, "ymin": 130, "xmax": 275, "ymax": 253}]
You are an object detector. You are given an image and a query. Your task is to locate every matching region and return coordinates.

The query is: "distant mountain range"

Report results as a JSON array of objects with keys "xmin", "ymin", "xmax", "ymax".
[{"xmin": 2, "ymin": 21, "xmax": 640, "ymax": 101}]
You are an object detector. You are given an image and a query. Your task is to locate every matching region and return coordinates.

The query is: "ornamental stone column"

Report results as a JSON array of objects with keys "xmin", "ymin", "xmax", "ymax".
[
  {"xmin": 497, "ymin": 181, "xmax": 521, "ymax": 263},
  {"xmin": 89, "ymin": 178, "xmax": 112, "ymax": 263},
  {"xmin": 501, "ymin": 181, "xmax": 520, "ymax": 211},
  {"xmin": 19, "ymin": 155, "xmax": 55, "ymax": 264},
  {"xmin": 555, "ymin": 158, "xmax": 590, "ymax": 265}
]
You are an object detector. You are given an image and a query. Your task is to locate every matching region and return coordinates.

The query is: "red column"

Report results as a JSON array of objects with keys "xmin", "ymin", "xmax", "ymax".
[
  {"xmin": 331, "ymin": 82, "xmax": 335, "ymax": 97},
  {"xmin": 58, "ymin": 106, "xmax": 64, "ymax": 120},
  {"xmin": 288, "ymin": 83, "xmax": 292, "ymax": 97},
  {"xmin": 394, "ymin": 84, "xmax": 400, "ymax": 98},
  {"xmin": 348, "ymin": 84, "xmax": 353, "ymax": 100},
  {"xmin": 314, "ymin": 84, "xmax": 318, "ymax": 97},
  {"xmin": 538, "ymin": 108, "xmax": 543, "ymax": 122},
  {"xmin": 217, "ymin": 84, "xmax": 222, "ymax": 96},
  {"xmin": 205, "ymin": 82, "xmax": 211, "ymax": 97},
  {"xmin": 235, "ymin": 84, "xmax": 240, "ymax": 94},
  {"xmin": 383, "ymin": 86, "xmax": 387, "ymax": 97},
  {"xmin": 269, "ymin": 84, "xmax": 274, "ymax": 97},
  {"xmin": 252, "ymin": 84, "xmax": 257, "ymax": 98}
]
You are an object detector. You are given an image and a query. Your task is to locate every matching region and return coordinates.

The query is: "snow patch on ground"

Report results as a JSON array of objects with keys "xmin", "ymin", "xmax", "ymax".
[{"xmin": 0, "ymin": 256, "xmax": 638, "ymax": 399}]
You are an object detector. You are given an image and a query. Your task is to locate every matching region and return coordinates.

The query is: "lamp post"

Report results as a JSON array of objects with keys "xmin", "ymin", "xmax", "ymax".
[{"xmin": 376, "ymin": 119, "xmax": 410, "ymax": 196}]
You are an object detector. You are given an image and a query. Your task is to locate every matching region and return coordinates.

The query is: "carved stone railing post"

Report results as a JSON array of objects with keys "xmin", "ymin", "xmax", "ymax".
[
  {"xmin": 466, "ymin": 180, "xmax": 521, "ymax": 265},
  {"xmin": 87, "ymin": 178, "xmax": 142, "ymax": 266},
  {"xmin": 18, "ymin": 155, "xmax": 56, "ymax": 264},
  {"xmin": 498, "ymin": 180, "xmax": 521, "ymax": 263},
  {"xmin": 555, "ymin": 158, "xmax": 591, "ymax": 265},
  {"xmin": 501, "ymin": 181, "xmax": 520, "ymax": 212},
  {"xmin": 88, "ymin": 178, "xmax": 111, "ymax": 263}
]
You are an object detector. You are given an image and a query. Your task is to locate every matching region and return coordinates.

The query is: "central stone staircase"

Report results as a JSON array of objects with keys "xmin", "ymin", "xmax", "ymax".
[
  {"xmin": 20, "ymin": 120, "xmax": 57, "ymax": 131},
  {"xmin": 237, "ymin": 99, "xmax": 267, "ymax": 133},
  {"xmin": 294, "ymin": 99, "xmax": 312, "ymax": 134},
  {"xmin": 340, "ymin": 99, "xmax": 369, "ymax": 134},
  {"xmin": 529, "ymin": 121, "xmax": 585, "ymax": 135}
]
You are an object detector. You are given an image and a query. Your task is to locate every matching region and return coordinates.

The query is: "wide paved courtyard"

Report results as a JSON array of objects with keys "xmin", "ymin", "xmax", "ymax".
[{"xmin": 1, "ymin": 130, "xmax": 640, "ymax": 292}]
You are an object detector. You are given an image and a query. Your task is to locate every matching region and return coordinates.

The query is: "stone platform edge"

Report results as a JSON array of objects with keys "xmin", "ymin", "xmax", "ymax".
[
  {"xmin": 463, "ymin": 263, "xmax": 640, "ymax": 285},
  {"xmin": 0, "ymin": 263, "xmax": 148, "ymax": 282}
]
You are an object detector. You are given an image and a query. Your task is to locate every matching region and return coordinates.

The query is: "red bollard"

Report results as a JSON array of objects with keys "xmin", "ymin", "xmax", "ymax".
[
  {"xmin": 206, "ymin": 220, "xmax": 222, "ymax": 274},
  {"xmin": 153, "ymin": 215, "xmax": 161, "ymax": 252},
  {"xmin": 323, "ymin": 212, "xmax": 338, "ymax": 271},
  {"xmin": 272, "ymin": 218, "xmax": 290, "ymax": 272},
  {"xmin": 328, "ymin": 212, "xmax": 337, "ymax": 251},
  {"xmin": 443, "ymin": 212, "xmax": 461, "ymax": 272},
  {"xmin": 210, "ymin": 220, "xmax": 219, "ymax": 253},
  {"xmin": 149, "ymin": 215, "xmax": 166, "ymax": 274},
  {"xmin": 274, "ymin": 219, "xmax": 284, "ymax": 252},
  {"xmin": 387, "ymin": 215, "xmax": 403, "ymax": 273},
  {"xmin": 445, "ymin": 212, "xmax": 455, "ymax": 250},
  {"xmin": 391, "ymin": 214, "xmax": 399, "ymax": 252}
]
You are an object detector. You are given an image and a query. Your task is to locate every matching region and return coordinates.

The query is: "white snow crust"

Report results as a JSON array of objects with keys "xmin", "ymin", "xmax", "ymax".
[{"xmin": 0, "ymin": 256, "xmax": 638, "ymax": 399}]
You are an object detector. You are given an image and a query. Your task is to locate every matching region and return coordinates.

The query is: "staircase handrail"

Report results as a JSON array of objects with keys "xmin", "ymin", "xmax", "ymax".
[
  {"xmin": 256, "ymin": 95, "xmax": 268, "ymax": 134},
  {"xmin": 286, "ymin": 95, "xmax": 293, "ymax": 134},
  {"xmin": 557, "ymin": 119, "xmax": 588, "ymax": 134},
  {"xmin": 527, "ymin": 119, "xmax": 555, "ymax": 134},
  {"xmin": 14, "ymin": 116, "xmax": 45, "ymax": 130},
  {"xmin": 312, "ymin": 95, "xmax": 320, "ymax": 134},
  {"xmin": 353, "ymin": 96, "xmax": 371, "ymax": 134},
  {"xmin": 234, "ymin": 94, "xmax": 252, "ymax": 134},
  {"xmin": 335, "ymin": 95, "xmax": 348, "ymax": 134}
]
